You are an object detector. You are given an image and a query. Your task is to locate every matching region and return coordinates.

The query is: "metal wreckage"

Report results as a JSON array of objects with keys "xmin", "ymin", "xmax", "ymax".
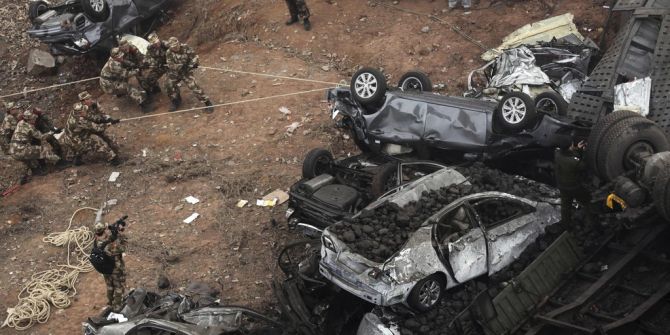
[{"xmin": 82, "ymin": 1, "xmax": 670, "ymax": 334}]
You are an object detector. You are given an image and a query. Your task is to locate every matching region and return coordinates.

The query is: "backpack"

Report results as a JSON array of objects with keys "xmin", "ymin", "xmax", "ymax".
[{"xmin": 90, "ymin": 239, "xmax": 115, "ymax": 275}]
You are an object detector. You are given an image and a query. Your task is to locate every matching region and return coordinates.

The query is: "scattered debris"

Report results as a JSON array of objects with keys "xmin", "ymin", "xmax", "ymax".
[
  {"xmin": 108, "ymin": 172, "xmax": 120, "ymax": 182},
  {"xmin": 236, "ymin": 200, "xmax": 249, "ymax": 208},
  {"xmin": 184, "ymin": 196, "xmax": 200, "ymax": 204},
  {"xmin": 278, "ymin": 106, "xmax": 292, "ymax": 116},
  {"xmin": 285, "ymin": 122, "xmax": 303, "ymax": 135},
  {"xmin": 262, "ymin": 189, "xmax": 289, "ymax": 206},
  {"xmin": 183, "ymin": 213, "xmax": 200, "ymax": 224},
  {"xmin": 26, "ymin": 49, "xmax": 55, "ymax": 76}
]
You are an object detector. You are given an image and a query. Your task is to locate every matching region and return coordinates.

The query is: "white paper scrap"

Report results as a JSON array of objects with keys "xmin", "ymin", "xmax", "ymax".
[
  {"xmin": 184, "ymin": 196, "xmax": 200, "ymax": 204},
  {"xmin": 108, "ymin": 172, "xmax": 120, "ymax": 182},
  {"xmin": 183, "ymin": 213, "xmax": 200, "ymax": 224}
]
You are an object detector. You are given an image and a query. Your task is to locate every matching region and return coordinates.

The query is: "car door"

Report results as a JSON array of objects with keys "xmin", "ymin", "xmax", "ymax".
[
  {"xmin": 363, "ymin": 95, "xmax": 427, "ymax": 143},
  {"xmin": 471, "ymin": 197, "xmax": 537, "ymax": 275},
  {"xmin": 423, "ymin": 104, "xmax": 488, "ymax": 151}
]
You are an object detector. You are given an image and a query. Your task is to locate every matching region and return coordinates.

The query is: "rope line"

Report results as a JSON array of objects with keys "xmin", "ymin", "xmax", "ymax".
[
  {"xmin": 1, "ymin": 207, "xmax": 97, "ymax": 330},
  {"xmin": 201, "ymin": 66, "xmax": 341, "ymax": 86},
  {"xmin": 119, "ymin": 87, "xmax": 333, "ymax": 122},
  {"xmin": 0, "ymin": 77, "xmax": 100, "ymax": 99}
]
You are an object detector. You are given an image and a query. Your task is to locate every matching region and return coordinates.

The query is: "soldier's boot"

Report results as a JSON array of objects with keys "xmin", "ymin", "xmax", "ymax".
[
  {"xmin": 204, "ymin": 100, "xmax": 214, "ymax": 114},
  {"xmin": 286, "ymin": 16, "xmax": 299, "ymax": 25},
  {"xmin": 169, "ymin": 96, "xmax": 182, "ymax": 112},
  {"xmin": 303, "ymin": 18, "xmax": 311, "ymax": 31}
]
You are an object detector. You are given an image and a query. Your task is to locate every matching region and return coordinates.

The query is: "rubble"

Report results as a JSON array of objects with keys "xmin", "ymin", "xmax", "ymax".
[{"xmin": 26, "ymin": 49, "xmax": 55, "ymax": 76}]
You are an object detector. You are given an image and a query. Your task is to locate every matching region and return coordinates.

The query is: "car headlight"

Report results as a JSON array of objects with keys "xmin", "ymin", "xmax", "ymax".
[{"xmin": 322, "ymin": 235, "xmax": 336, "ymax": 252}]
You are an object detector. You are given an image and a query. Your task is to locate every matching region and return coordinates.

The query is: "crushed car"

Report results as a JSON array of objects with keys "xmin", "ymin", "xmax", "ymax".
[{"xmin": 26, "ymin": 0, "xmax": 169, "ymax": 55}]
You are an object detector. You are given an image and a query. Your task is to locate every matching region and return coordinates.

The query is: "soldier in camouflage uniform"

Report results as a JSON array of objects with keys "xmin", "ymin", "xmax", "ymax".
[
  {"xmin": 60, "ymin": 91, "xmax": 120, "ymax": 165},
  {"xmin": 285, "ymin": 0, "xmax": 311, "ymax": 31},
  {"xmin": 165, "ymin": 37, "xmax": 213, "ymax": 113},
  {"xmin": 1, "ymin": 102, "xmax": 21, "ymax": 155},
  {"xmin": 100, "ymin": 48, "xmax": 149, "ymax": 111},
  {"xmin": 139, "ymin": 33, "xmax": 168, "ymax": 95},
  {"xmin": 117, "ymin": 39, "xmax": 144, "ymax": 70},
  {"xmin": 9, "ymin": 110, "xmax": 60, "ymax": 182},
  {"xmin": 94, "ymin": 222, "xmax": 127, "ymax": 312}
]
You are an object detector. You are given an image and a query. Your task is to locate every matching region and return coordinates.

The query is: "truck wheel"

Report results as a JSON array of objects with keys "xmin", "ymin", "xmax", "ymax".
[
  {"xmin": 596, "ymin": 116, "xmax": 670, "ymax": 181},
  {"xmin": 653, "ymin": 166, "xmax": 670, "ymax": 221},
  {"xmin": 302, "ymin": 148, "xmax": 334, "ymax": 179},
  {"xmin": 80, "ymin": 0, "xmax": 110, "ymax": 22},
  {"xmin": 585, "ymin": 111, "xmax": 642, "ymax": 174},
  {"xmin": 407, "ymin": 274, "xmax": 445, "ymax": 312},
  {"xmin": 534, "ymin": 91, "xmax": 567, "ymax": 117},
  {"xmin": 495, "ymin": 92, "xmax": 537, "ymax": 133},
  {"xmin": 398, "ymin": 71, "xmax": 432, "ymax": 93},
  {"xmin": 28, "ymin": 1, "xmax": 49, "ymax": 21},
  {"xmin": 350, "ymin": 67, "xmax": 387, "ymax": 107},
  {"xmin": 370, "ymin": 163, "xmax": 398, "ymax": 198}
]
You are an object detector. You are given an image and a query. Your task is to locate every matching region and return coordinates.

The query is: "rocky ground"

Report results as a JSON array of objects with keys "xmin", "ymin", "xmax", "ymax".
[{"xmin": 0, "ymin": 0, "xmax": 610, "ymax": 334}]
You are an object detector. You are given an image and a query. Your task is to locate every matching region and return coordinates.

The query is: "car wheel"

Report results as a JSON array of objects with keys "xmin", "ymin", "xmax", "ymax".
[
  {"xmin": 398, "ymin": 71, "xmax": 432, "ymax": 93},
  {"xmin": 28, "ymin": 1, "xmax": 49, "ymax": 21},
  {"xmin": 653, "ymin": 165, "xmax": 670, "ymax": 221},
  {"xmin": 585, "ymin": 110, "xmax": 641, "ymax": 174},
  {"xmin": 370, "ymin": 163, "xmax": 398, "ymax": 197},
  {"xmin": 302, "ymin": 148, "xmax": 334, "ymax": 179},
  {"xmin": 80, "ymin": 0, "xmax": 110, "ymax": 22},
  {"xmin": 534, "ymin": 91, "xmax": 567, "ymax": 117},
  {"xmin": 350, "ymin": 67, "xmax": 387, "ymax": 107},
  {"xmin": 495, "ymin": 92, "xmax": 537, "ymax": 133},
  {"xmin": 595, "ymin": 115, "xmax": 670, "ymax": 181},
  {"xmin": 407, "ymin": 274, "xmax": 445, "ymax": 312}
]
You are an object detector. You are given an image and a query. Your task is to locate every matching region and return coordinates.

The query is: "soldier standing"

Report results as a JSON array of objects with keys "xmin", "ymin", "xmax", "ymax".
[
  {"xmin": 93, "ymin": 222, "xmax": 126, "ymax": 312},
  {"xmin": 60, "ymin": 91, "xmax": 120, "ymax": 166},
  {"xmin": 100, "ymin": 48, "xmax": 149, "ymax": 111},
  {"xmin": 284, "ymin": 0, "xmax": 311, "ymax": 31},
  {"xmin": 1, "ymin": 102, "xmax": 20, "ymax": 155},
  {"xmin": 165, "ymin": 37, "xmax": 213, "ymax": 113},
  {"xmin": 554, "ymin": 138, "xmax": 595, "ymax": 227},
  {"xmin": 9, "ymin": 110, "xmax": 60, "ymax": 183},
  {"xmin": 139, "ymin": 33, "xmax": 169, "ymax": 95}
]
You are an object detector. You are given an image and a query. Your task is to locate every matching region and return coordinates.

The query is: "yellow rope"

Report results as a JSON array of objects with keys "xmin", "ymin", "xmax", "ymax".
[{"xmin": 1, "ymin": 207, "xmax": 98, "ymax": 330}]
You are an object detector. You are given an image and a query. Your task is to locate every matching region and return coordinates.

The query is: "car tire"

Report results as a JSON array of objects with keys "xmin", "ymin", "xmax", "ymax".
[
  {"xmin": 653, "ymin": 165, "xmax": 670, "ymax": 221},
  {"xmin": 596, "ymin": 116, "xmax": 670, "ymax": 181},
  {"xmin": 407, "ymin": 274, "xmax": 446, "ymax": 312},
  {"xmin": 350, "ymin": 67, "xmax": 387, "ymax": 107},
  {"xmin": 28, "ymin": 1, "xmax": 49, "ymax": 21},
  {"xmin": 80, "ymin": 0, "xmax": 110, "ymax": 22},
  {"xmin": 302, "ymin": 148, "xmax": 334, "ymax": 179},
  {"xmin": 398, "ymin": 71, "xmax": 433, "ymax": 93},
  {"xmin": 370, "ymin": 163, "xmax": 398, "ymax": 198},
  {"xmin": 495, "ymin": 92, "xmax": 537, "ymax": 133},
  {"xmin": 534, "ymin": 91, "xmax": 567, "ymax": 117},
  {"xmin": 585, "ymin": 111, "xmax": 641, "ymax": 174}
]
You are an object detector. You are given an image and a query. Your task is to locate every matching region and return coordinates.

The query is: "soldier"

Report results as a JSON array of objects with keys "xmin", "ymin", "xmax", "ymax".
[
  {"xmin": 1, "ymin": 102, "xmax": 21, "ymax": 155},
  {"xmin": 284, "ymin": 0, "xmax": 311, "ymax": 31},
  {"xmin": 100, "ymin": 47, "xmax": 149, "ymax": 111},
  {"xmin": 9, "ymin": 110, "xmax": 60, "ymax": 183},
  {"xmin": 139, "ymin": 32, "xmax": 169, "ymax": 95},
  {"xmin": 60, "ymin": 91, "xmax": 120, "ymax": 166},
  {"xmin": 448, "ymin": 0, "xmax": 472, "ymax": 11},
  {"xmin": 554, "ymin": 137, "xmax": 595, "ymax": 227},
  {"xmin": 165, "ymin": 37, "xmax": 213, "ymax": 113},
  {"xmin": 117, "ymin": 39, "xmax": 144, "ymax": 70},
  {"xmin": 93, "ymin": 222, "xmax": 126, "ymax": 312}
]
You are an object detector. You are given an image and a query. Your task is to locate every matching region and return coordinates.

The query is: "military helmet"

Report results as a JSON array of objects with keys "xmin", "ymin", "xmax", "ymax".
[
  {"xmin": 110, "ymin": 47, "xmax": 124, "ymax": 60},
  {"xmin": 147, "ymin": 32, "xmax": 160, "ymax": 45},
  {"xmin": 23, "ymin": 109, "xmax": 37, "ymax": 122},
  {"xmin": 78, "ymin": 91, "xmax": 92, "ymax": 101},
  {"xmin": 94, "ymin": 222, "xmax": 106, "ymax": 234},
  {"xmin": 167, "ymin": 37, "xmax": 180, "ymax": 50}
]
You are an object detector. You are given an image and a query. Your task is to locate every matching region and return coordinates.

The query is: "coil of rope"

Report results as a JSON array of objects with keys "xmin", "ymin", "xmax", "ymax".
[{"xmin": 1, "ymin": 207, "xmax": 97, "ymax": 330}]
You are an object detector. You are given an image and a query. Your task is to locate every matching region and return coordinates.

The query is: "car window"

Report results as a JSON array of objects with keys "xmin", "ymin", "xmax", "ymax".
[
  {"xmin": 435, "ymin": 205, "xmax": 474, "ymax": 245},
  {"xmin": 473, "ymin": 198, "xmax": 535, "ymax": 229}
]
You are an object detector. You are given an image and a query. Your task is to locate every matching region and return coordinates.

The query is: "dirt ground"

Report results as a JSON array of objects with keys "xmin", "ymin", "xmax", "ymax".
[{"xmin": 0, "ymin": 0, "xmax": 609, "ymax": 334}]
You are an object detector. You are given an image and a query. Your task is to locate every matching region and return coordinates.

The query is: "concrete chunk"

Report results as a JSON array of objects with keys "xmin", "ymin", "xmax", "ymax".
[{"xmin": 26, "ymin": 49, "xmax": 55, "ymax": 76}]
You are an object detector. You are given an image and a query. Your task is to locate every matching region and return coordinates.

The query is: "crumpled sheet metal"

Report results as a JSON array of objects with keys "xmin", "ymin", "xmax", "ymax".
[
  {"xmin": 614, "ymin": 77, "xmax": 652, "ymax": 117},
  {"xmin": 482, "ymin": 13, "xmax": 585, "ymax": 61},
  {"xmin": 488, "ymin": 47, "xmax": 551, "ymax": 88}
]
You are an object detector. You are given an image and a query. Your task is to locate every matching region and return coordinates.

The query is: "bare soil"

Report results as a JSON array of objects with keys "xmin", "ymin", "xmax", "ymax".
[{"xmin": 0, "ymin": 0, "xmax": 609, "ymax": 334}]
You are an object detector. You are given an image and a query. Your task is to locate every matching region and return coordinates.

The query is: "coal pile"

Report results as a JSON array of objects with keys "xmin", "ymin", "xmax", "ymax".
[{"xmin": 330, "ymin": 163, "xmax": 558, "ymax": 263}]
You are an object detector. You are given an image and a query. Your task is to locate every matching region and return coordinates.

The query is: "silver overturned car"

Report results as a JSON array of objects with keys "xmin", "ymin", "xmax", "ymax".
[{"xmin": 319, "ymin": 167, "xmax": 560, "ymax": 312}]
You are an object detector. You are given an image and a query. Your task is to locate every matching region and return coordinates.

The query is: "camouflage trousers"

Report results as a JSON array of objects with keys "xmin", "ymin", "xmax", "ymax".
[
  {"xmin": 285, "ymin": 0, "xmax": 310, "ymax": 19},
  {"xmin": 60, "ymin": 133, "xmax": 117, "ymax": 161},
  {"xmin": 165, "ymin": 73, "xmax": 209, "ymax": 104},
  {"xmin": 103, "ymin": 260, "xmax": 126, "ymax": 311},
  {"xmin": 139, "ymin": 68, "xmax": 166, "ymax": 92},
  {"xmin": 9, "ymin": 143, "xmax": 60, "ymax": 176},
  {"xmin": 0, "ymin": 138, "xmax": 9, "ymax": 155},
  {"xmin": 100, "ymin": 78, "xmax": 147, "ymax": 105}
]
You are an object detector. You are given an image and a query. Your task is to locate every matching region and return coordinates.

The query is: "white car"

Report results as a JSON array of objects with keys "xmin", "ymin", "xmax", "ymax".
[{"xmin": 319, "ymin": 168, "xmax": 560, "ymax": 311}]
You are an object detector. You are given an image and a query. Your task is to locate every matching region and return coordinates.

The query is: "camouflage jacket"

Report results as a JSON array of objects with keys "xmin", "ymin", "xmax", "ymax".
[
  {"xmin": 64, "ymin": 103, "xmax": 107, "ymax": 138},
  {"xmin": 122, "ymin": 44, "xmax": 144, "ymax": 69},
  {"xmin": 101, "ymin": 58, "xmax": 138, "ymax": 81},
  {"xmin": 166, "ymin": 44, "xmax": 199, "ymax": 77},
  {"xmin": 145, "ymin": 42, "xmax": 169, "ymax": 70},
  {"xmin": 1, "ymin": 112, "xmax": 18, "ymax": 143},
  {"xmin": 10, "ymin": 120, "xmax": 49, "ymax": 145}
]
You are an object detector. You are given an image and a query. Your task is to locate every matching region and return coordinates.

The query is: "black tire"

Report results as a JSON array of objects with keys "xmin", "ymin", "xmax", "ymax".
[
  {"xmin": 302, "ymin": 148, "xmax": 334, "ymax": 179},
  {"xmin": 495, "ymin": 92, "xmax": 537, "ymax": 133},
  {"xmin": 28, "ymin": 1, "xmax": 49, "ymax": 21},
  {"xmin": 370, "ymin": 162, "xmax": 398, "ymax": 197},
  {"xmin": 585, "ymin": 111, "xmax": 641, "ymax": 174},
  {"xmin": 653, "ymin": 166, "xmax": 670, "ymax": 221},
  {"xmin": 534, "ymin": 91, "xmax": 567, "ymax": 117},
  {"xmin": 80, "ymin": 0, "xmax": 110, "ymax": 22},
  {"xmin": 398, "ymin": 71, "xmax": 432, "ymax": 93},
  {"xmin": 407, "ymin": 274, "xmax": 446, "ymax": 312},
  {"xmin": 350, "ymin": 67, "xmax": 387, "ymax": 107},
  {"xmin": 596, "ymin": 116, "xmax": 670, "ymax": 181}
]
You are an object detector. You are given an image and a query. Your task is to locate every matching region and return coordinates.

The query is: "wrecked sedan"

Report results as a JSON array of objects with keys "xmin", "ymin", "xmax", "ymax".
[
  {"xmin": 330, "ymin": 67, "xmax": 588, "ymax": 162},
  {"xmin": 27, "ymin": 0, "xmax": 168, "ymax": 55},
  {"xmin": 319, "ymin": 167, "xmax": 560, "ymax": 312},
  {"xmin": 287, "ymin": 148, "xmax": 447, "ymax": 235}
]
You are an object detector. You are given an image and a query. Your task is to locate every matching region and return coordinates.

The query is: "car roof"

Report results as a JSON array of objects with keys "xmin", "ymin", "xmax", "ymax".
[{"xmin": 389, "ymin": 91, "xmax": 499, "ymax": 111}]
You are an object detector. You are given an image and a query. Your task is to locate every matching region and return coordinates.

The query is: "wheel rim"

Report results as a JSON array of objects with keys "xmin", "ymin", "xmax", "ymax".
[
  {"xmin": 418, "ymin": 279, "xmax": 441, "ymax": 308},
  {"xmin": 501, "ymin": 97, "xmax": 527, "ymax": 124},
  {"xmin": 354, "ymin": 73, "xmax": 378, "ymax": 99},
  {"xmin": 536, "ymin": 97, "xmax": 558, "ymax": 115},
  {"xmin": 624, "ymin": 141, "xmax": 654, "ymax": 170},
  {"xmin": 401, "ymin": 77, "xmax": 423, "ymax": 92},
  {"xmin": 90, "ymin": 0, "xmax": 105, "ymax": 12}
]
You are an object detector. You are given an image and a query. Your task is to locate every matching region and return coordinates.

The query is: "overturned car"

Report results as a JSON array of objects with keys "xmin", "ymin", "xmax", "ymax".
[{"xmin": 26, "ymin": 0, "xmax": 168, "ymax": 55}]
